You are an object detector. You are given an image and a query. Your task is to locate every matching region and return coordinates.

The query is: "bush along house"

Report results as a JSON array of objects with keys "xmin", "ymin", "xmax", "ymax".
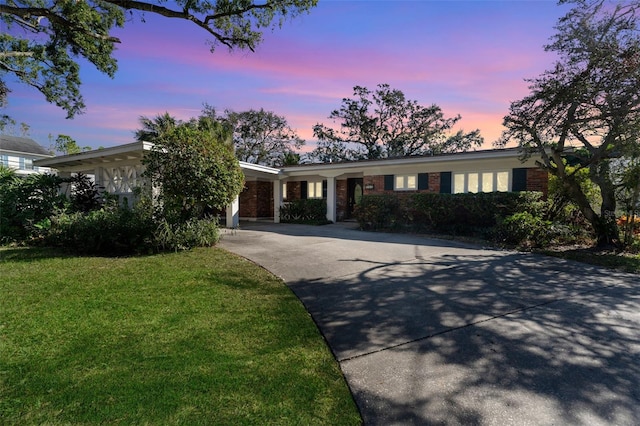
[{"xmin": 36, "ymin": 144, "xmax": 547, "ymax": 227}]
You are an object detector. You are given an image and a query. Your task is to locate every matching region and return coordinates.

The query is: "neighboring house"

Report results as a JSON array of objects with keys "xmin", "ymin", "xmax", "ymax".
[
  {"xmin": 35, "ymin": 142, "xmax": 547, "ymax": 227},
  {"xmin": 0, "ymin": 135, "xmax": 54, "ymax": 176}
]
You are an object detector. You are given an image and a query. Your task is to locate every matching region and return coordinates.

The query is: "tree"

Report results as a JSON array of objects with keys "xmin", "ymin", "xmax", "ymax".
[
  {"xmin": 50, "ymin": 134, "xmax": 90, "ymax": 155},
  {"xmin": 498, "ymin": 0, "xmax": 640, "ymax": 247},
  {"xmin": 309, "ymin": 84, "xmax": 483, "ymax": 162},
  {"xmin": 139, "ymin": 112, "xmax": 244, "ymax": 223},
  {"xmin": 1, "ymin": 0, "xmax": 317, "ymax": 118},
  {"xmin": 224, "ymin": 108, "xmax": 304, "ymax": 167}
]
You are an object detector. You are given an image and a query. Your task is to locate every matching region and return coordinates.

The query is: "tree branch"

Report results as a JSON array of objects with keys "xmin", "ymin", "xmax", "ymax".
[
  {"xmin": 104, "ymin": 0, "xmax": 259, "ymax": 49},
  {"xmin": 0, "ymin": 4, "xmax": 121, "ymax": 43}
]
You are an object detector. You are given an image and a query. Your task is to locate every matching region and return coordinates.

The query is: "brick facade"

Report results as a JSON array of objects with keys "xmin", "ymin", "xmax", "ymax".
[
  {"xmin": 336, "ymin": 179, "xmax": 348, "ymax": 221},
  {"xmin": 285, "ymin": 181, "xmax": 302, "ymax": 201},
  {"xmin": 239, "ymin": 180, "xmax": 273, "ymax": 218},
  {"xmin": 363, "ymin": 173, "xmax": 442, "ymax": 195},
  {"xmin": 526, "ymin": 168, "xmax": 549, "ymax": 196}
]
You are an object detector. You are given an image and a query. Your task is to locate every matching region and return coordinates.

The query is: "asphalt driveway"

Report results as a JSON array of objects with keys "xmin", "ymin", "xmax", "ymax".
[{"xmin": 219, "ymin": 222, "xmax": 640, "ymax": 425}]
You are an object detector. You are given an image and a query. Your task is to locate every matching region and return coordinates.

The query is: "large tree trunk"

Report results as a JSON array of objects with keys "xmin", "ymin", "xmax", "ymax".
[
  {"xmin": 591, "ymin": 161, "xmax": 621, "ymax": 248},
  {"xmin": 562, "ymin": 176, "xmax": 620, "ymax": 248}
]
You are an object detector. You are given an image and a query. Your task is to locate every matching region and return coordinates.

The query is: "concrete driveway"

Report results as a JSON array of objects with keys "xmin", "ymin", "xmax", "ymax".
[{"xmin": 219, "ymin": 222, "xmax": 640, "ymax": 425}]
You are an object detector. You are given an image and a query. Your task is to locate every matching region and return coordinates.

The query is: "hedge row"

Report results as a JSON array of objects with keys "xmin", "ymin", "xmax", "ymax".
[
  {"xmin": 354, "ymin": 192, "xmax": 544, "ymax": 234},
  {"xmin": 280, "ymin": 199, "xmax": 329, "ymax": 224}
]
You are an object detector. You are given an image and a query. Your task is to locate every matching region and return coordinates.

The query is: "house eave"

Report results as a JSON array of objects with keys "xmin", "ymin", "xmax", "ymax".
[
  {"xmin": 282, "ymin": 148, "xmax": 526, "ymax": 175},
  {"xmin": 34, "ymin": 141, "xmax": 151, "ymax": 169}
]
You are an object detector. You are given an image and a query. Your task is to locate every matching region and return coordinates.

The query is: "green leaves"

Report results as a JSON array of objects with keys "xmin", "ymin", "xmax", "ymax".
[
  {"xmin": 499, "ymin": 0, "xmax": 640, "ymax": 246},
  {"xmin": 310, "ymin": 83, "xmax": 483, "ymax": 162},
  {"xmin": 140, "ymin": 112, "xmax": 244, "ymax": 224},
  {"xmin": 1, "ymin": 0, "xmax": 317, "ymax": 117},
  {"xmin": 225, "ymin": 108, "xmax": 305, "ymax": 167}
]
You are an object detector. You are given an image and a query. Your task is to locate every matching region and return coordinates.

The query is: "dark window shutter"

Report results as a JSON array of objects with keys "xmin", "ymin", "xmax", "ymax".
[
  {"xmin": 512, "ymin": 168, "xmax": 527, "ymax": 192},
  {"xmin": 322, "ymin": 180, "xmax": 327, "ymax": 199},
  {"xmin": 384, "ymin": 175, "xmax": 394, "ymax": 191},
  {"xmin": 301, "ymin": 181, "xmax": 308, "ymax": 199},
  {"xmin": 418, "ymin": 173, "xmax": 429, "ymax": 190},
  {"xmin": 439, "ymin": 172, "xmax": 452, "ymax": 194}
]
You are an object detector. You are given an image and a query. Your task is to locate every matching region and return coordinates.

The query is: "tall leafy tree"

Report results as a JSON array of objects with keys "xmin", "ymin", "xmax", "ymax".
[
  {"xmin": 310, "ymin": 84, "xmax": 483, "ymax": 162},
  {"xmin": 139, "ymin": 112, "xmax": 243, "ymax": 223},
  {"xmin": 224, "ymin": 108, "xmax": 304, "ymax": 167},
  {"xmin": 1, "ymin": 0, "xmax": 317, "ymax": 118},
  {"xmin": 498, "ymin": 0, "xmax": 640, "ymax": 247},
  {"xmin": 50, "ymin": 134, "xmax": 90, "ymax": 155}
]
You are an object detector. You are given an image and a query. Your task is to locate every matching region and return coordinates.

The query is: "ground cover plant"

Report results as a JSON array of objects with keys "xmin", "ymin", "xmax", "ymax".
[{"xmin": 0, "ymin": 247, "xmax": 360, "ymax": 425}]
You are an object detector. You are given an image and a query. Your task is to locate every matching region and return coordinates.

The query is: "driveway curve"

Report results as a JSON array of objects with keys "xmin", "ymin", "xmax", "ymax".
[{"xmin": 219, "ymin": 222, "xmax": 640, "ymax": 425}]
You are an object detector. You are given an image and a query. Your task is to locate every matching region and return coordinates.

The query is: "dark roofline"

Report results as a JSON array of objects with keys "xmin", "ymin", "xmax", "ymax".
[
  {"xmin": 283, "ymin": 147, "xmax": 524, "ymax": 172},
  {"xmin": 0, "ymin": 134, "xmax": 52, "ymax": 157}
]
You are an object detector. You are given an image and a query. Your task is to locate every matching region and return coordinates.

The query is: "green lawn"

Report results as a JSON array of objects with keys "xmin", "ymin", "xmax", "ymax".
[
  {"xmin": 0, "ymin": 247, "xmax": 361, "ymax": 425},
  {"xmin": 540, "ymin": 247, "xmax": 640, "ymax": 273}
]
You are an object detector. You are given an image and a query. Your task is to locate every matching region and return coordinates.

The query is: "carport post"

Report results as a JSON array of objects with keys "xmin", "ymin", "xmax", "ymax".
[
  {"xmin": 273, "ymin": 180, "xmax": 282, "ymax": 223},
  {"xmin": 326, "ymin": 176, "xmax": 336, "ymax": 222},
  {"xmin": 226, "ymin": 195, "xmax": 239, "ymax": 228}
]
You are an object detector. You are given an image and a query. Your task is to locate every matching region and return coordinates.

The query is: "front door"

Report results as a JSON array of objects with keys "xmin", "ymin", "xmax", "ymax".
[{"xmin": 346, "ymin": 178, "xmax": 364, "ymax": 219}]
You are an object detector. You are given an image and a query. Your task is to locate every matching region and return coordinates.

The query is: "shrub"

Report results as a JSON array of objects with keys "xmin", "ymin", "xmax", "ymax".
[
  {"xmin": 354, "ymin": 195, "xmax": 403, "ymax": 230},
  {"xmin": 43, "ymin": 202, "xmax": 156, "ymax": 255},
  {"xmin": 154, "ymin": 217, "xmax": 220, "ymax": 251},
  {"xmin": 280, "ymin": 199, "xmax": 329, "ymax": 224},
  {"xmin": 0, "ymin": 171, "xmax": 67, "ymax": 243},
  {"xmin": 355, "ymin": 191, "xmax": 544, "ymax": 235}
]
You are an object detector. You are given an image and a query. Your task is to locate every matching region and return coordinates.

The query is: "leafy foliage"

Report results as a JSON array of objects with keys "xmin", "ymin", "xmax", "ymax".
[
  {"xmin": 1, "ymin": 0, "xmax": 317, "ymax": 117},
  {"xmin": 154, "ymin": 217, "xmax": 220, "ymax": 251},
  {"xmin": 0, "ymin": 169, "xmax": 66, "ymax": 242},
  {"xmin": 224, "ymin": 108, "xmax": 305, "ymax": 167},
  {"xmin": 279, "ymin": 199, "xmax": 328, "ymax": 224},
  {"xmin": 50, "ymin": 134, "xmax": 91, "ymax": 155},
  {"xmin": 43, "ymin": 201, "xmax": 156, "ymax": 255},
  {"xmin": 355, "ymin": 192, "xmax": 544, "ymax": 235},
  {"xmin": 309, "ymin": 84, "xmax": 483, "ymax": 162},
  {"xmin": 140, "ymin": 112, "xmax": 244, "ymax": 224},
  {"xmin": 498, "ymin": 0, "xmax": 640, "ymax": 247}
]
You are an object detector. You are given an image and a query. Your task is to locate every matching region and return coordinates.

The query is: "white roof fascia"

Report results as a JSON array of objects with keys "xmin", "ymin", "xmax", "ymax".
[
  {"xmin": 34, "ymin": 141, "xmax": 151, "ymax": 168},
  {"xmin": 0, "ymin": 149, "xmax": 54, "ymax": 159},
  {"xmin": 238, "ymin": 161, "xmax": 281, "ymax": 175},
  {"xmin": 281, "ymin": 149, "xmax": 527, "ymax": 176}
]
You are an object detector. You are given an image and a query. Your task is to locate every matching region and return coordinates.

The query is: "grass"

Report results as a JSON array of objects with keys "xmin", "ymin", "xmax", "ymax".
[
  {"xmin": 0, "ymin": 247, "xmax": 361, "ymax": 425},
  {"xmin": 539, "ymin": 246, "xmax": 640, "ymax": 273}
]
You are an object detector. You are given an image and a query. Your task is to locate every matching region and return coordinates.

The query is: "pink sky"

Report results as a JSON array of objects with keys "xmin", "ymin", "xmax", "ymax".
[{"xmin": 4, "ymin": 1, "xmax": 570, "ymax": 153}]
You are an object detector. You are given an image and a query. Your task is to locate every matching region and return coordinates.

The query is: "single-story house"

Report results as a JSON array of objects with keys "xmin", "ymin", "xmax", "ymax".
[
  {"xmin": 0, "ymin": 135, "xmax": 54, "ymax": 176},
  {"xmin": 35, "ymin": 141, "xmax": 547, "ymax": 227}
]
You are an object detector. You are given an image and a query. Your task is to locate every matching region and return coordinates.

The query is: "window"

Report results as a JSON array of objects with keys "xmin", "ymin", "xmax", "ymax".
[
  {"xmin": 395, "ymin": 174, "xmax": 417, "ymax": 190},
  {"xmin": 453, "ymin": 173, "xmax": 465, "ymax": 194},
  {"xmin": 282, "ymin": 182, "xmax": 288, "ymax": 200},
  {"xmin": 496, "ymin": 172, "xmax": 509, "ymax": 192},
  {"xmin": 453, "ymin": 171, "xmax": 510, "ymax": 193},
  {"xmin": 308, "ymin": 181, "xmax": 323, "ymax": 198},
  {"xmin": 0, "ymin": 155, "xmax": 7, "ymax": 167},
  {"xmin": 481, "ymin": 172, "xmax": 493, "ymax": 192},
  {"xmin": 467, "ymin": 173, "xmax": 479, "ymax": 193}
]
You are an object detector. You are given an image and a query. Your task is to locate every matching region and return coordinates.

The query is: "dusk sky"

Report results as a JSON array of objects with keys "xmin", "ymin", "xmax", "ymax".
[{"xmin": 5, "ymin": 1, "xmax": 572, "ymax": 152}]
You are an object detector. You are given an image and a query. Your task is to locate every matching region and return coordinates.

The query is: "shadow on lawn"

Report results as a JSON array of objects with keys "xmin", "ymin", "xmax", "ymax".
[
  {"xmin": 0, "ymin": 246, "xmax": 75, "ymax": 262},
  {"xmin": 288, "ymin": 251, "xmax": 640, "ymax": 425}
]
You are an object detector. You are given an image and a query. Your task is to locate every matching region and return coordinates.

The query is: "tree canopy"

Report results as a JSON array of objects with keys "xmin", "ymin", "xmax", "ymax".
[
  {"xmin": 138, "ymin": 112, "xmax": 244, "ymax": 223},
  {"xmin": 309, "ymin": 84, "xmax": 483, "ymax": 162},
  {"xmin": 224, "ymin": 108, "xmax": 304, "ymax": 167},
  {"xmin": 0, "ymin": 0, "xmax": 317, "ymax": 118},
  {"xmin": 498, "ymin": 0, "xmax": 640, "ymax": 246}
]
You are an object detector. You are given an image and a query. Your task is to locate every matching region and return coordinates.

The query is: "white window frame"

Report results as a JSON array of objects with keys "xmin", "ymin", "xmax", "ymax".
[
  {"xmin": 395, "ymin": 174, "xmax": 417, "ymax": 191},
  {"xmin": 453, "ymin": 171, "xmax": 510, "ymax": 194},
  {"xmin": 308, "ymin": 181, "xmax": 323, "ymax": 199}
]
